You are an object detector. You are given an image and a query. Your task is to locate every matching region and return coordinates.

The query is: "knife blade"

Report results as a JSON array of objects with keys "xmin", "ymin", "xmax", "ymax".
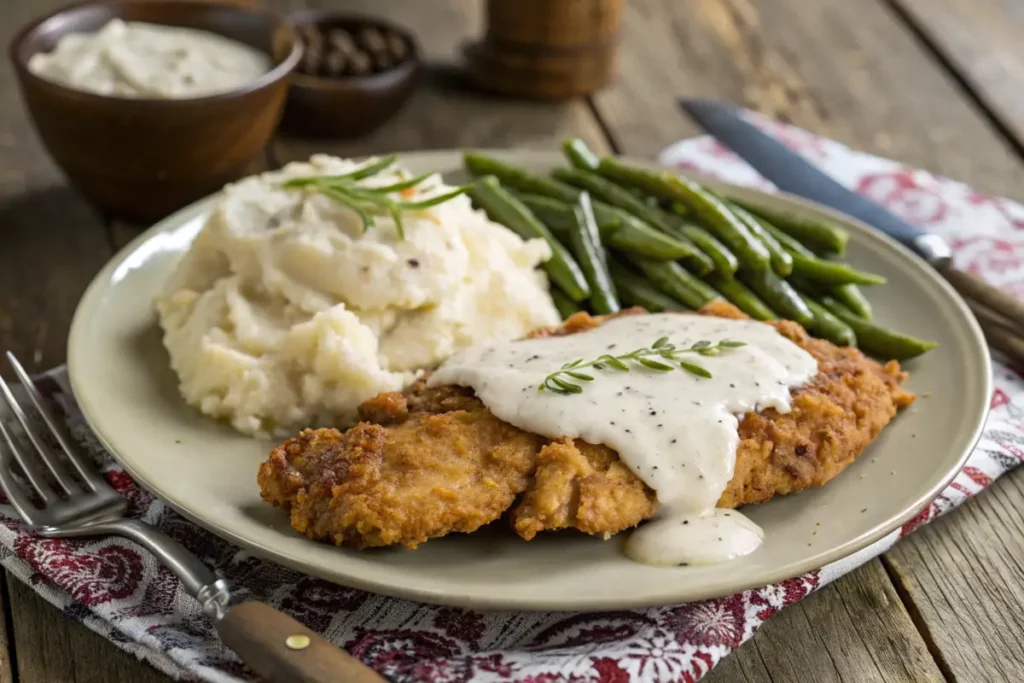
[
  {"xmin": 678, "ymin": 98, "xmax": 1024, "ymax": 342},
  {"xmin": 679, "ymin": 99, "xmax": 951, "ymax": 265}
]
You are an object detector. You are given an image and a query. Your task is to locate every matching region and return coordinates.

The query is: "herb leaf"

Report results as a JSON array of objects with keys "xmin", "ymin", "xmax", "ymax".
[
  {"xmin": 281, "ymin": 159, "xmax": 467, "ymax": 240},
  {"xmin": 679, "ymin": 361, "xmax": 712, "ymax": 378},
  {"xmin": 538, "ymin": 337, "xmax": 743, "ymax": 394}
]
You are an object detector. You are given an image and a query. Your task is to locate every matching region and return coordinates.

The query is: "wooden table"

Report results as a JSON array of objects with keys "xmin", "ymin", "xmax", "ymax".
[{"xmin": 2, "ymin": 0, "xmax": 1023, "ymax": 680}]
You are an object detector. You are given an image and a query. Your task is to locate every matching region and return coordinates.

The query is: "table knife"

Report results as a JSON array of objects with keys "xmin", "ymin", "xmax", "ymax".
[{"xmin": 679, "ymin": 99, "xmax": 1024, "ymax": 360}]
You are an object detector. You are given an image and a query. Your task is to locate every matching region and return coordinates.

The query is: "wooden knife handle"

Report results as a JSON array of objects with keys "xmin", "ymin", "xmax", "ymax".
[
  {"xmin": 941, "ymin": 265, "xmax": 1024, "ymax": 333},
  {"xmin": 215, "ymin": 602, "xmax": 386, "ymax": 683}
]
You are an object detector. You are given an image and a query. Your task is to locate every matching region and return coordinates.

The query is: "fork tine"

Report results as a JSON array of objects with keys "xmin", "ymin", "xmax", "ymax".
[
  {"xmin": 0, "ymin": 427, "xmax": 43, "ymax": 522},
  {"xmin": 0, "ymin": 362, "xmax": 80, "ymax": 496},
  {"xmin": 5, "ymin": 353, "xmax": 106, "ymax": 492},
  {"xmin": 0, "ymin": 391, "xmax": 56, "ymax": 506}
]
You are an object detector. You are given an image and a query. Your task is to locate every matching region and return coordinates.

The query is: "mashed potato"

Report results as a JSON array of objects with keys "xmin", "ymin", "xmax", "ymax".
[{"xmin": 157, "ymin": 155, "xmax": 559, "ymax": 437}]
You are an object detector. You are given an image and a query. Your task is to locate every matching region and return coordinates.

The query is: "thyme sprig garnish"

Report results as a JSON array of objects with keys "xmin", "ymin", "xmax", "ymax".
[
  {"xmin": 280, "ymin": 155, "xmax": 470, "ymax": 239},
  {"xmin": 539, "ymin": 336, "xmax": 746, "ymax": 394}
]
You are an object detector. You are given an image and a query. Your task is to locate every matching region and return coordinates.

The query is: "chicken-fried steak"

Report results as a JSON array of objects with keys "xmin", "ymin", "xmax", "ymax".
[{"xmin": 258, "ymin": 302, "xmax": 914, "ymax": 549}]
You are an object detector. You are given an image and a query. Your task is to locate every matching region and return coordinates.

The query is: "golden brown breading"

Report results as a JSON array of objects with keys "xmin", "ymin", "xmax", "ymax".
[
  {"xmin": 510, "ymin": 438, "xmax": 656, "ymax": 541},
  {"xmin": 258, "ymin": 302, "xmax": 914, "ymax": 549},
  {"xmin": 258, "ymin": 384, "xmax": 546, "ymax": 549}
]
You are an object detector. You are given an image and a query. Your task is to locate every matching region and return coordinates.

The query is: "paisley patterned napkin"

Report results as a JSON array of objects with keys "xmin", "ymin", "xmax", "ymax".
[{"xmin": 3, "ymin": 117, "xmax": 1022, "ymax": 683}]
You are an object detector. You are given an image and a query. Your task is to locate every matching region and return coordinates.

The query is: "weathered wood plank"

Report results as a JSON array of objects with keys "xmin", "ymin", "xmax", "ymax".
[
  {"xmin": 704, "ymin": 560, "xmax": 945, "ymax": 683},
  {"xmin": 6, "ymin": 578, "xmax": 167, "ymax": 683},
  {"xmin": 592, "ymin": 0, "xmax": 1024, "ymax": 200},
  {"xmin": 889, "ymin": 0, "xmax": 1024, "ymax": 154},
  {"xmin": 885, "ymin": 471, "xmax": 1024, "ymax": 682},
  {"xmin": 0, "ymin": 585, "xmax": 17, "ymax": 683},
  {"xmin": 0, "ymin": 0, "xmax": 112, "ymax": 376},
  {"xmin": 269, "ymin": 0, "xmax": 609, "ymax": 163}
]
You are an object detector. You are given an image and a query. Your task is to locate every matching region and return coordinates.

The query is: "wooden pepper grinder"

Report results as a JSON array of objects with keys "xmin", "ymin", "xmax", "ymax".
[{"xmin": 464, "ymin": 0, "xmax": 626, "ymax": 100}]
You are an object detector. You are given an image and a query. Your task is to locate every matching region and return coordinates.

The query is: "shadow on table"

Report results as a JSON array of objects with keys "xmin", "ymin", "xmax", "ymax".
[{"xmin": 0, "ymin": 183, "xmax": 107, "ymax": 245}]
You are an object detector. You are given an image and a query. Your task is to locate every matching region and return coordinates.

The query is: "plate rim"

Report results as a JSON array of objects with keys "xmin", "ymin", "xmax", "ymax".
[{"xmin": 66, "ymin": 149, "xmax": 991, "ymax": 610}]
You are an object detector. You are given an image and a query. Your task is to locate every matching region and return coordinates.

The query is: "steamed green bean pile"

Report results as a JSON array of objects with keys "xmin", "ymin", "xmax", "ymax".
[{"xmin": 464, "ymin": 142, "xmax": 937, "ymax": 361}]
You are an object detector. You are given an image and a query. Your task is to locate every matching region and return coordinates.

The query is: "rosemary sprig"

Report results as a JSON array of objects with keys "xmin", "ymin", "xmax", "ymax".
[
  {"xmin": 280, "ymin": 157, "xmax": 470, "ymax": 240},
  {"xmin": 538, "ymin": 336, "xmax": 746, "ymax": 394}
]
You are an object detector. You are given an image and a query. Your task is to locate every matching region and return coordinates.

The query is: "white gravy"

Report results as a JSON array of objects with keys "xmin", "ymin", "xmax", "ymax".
[
  {"xmin": 28, "ymin": 19, "xmax": 271, "ymax": 99},
  {"xmin": 429, "ymin": 313, "xmax": 818, "ymax": 566}
]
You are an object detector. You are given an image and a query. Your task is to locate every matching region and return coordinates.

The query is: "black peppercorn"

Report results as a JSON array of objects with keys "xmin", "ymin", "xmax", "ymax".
[
  {"xmin": 358, "ymin": 26, "xmax": 387, "ymax": 54},
  {"xmin": 296, "ymin": 23, "xmax": 406, "ymax": 78}
]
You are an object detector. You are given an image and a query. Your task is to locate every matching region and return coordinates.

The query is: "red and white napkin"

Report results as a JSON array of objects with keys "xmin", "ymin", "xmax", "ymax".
[{"xmin": 3, "ymin": 118, "xmax": 1022, "ymax": 683}]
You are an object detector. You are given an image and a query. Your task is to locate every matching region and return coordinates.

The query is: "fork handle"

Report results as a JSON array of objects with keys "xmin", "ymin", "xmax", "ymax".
[
  {"xmin": 64, "ymin": 519, "xmax": 220, "ymax": 596},
  {"xmin": 217, "ymin": 602, "xmax": 387, "ymax": 683},
  {"xmin": 48, "ymin": 520, "xmax": 385, "ymax": 682}
]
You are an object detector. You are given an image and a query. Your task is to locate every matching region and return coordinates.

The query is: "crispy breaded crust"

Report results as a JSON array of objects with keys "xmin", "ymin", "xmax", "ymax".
[
  {"xmin": 258, "ymin": 385, "xmax": 545, "ymax": 549},
  {"xmin": 259, "ymin": 302, "xmax": 914, "ymax": 549}
]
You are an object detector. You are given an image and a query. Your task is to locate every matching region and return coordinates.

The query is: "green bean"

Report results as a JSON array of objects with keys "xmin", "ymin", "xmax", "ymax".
[
  {"xmin": 551, "ymin": 288, "xmax": 582, "ymax": 319},
  {"xmin": 569, "ymin": 193, "xmax": 620, "ymax": 314},
  {"xmin": 775, "ymin": 236, "xmax": 875, "ymax": 317},
  {"xmin": 464, "ymin": 153, "xmax": 579, "ymax": 202},
  {"xmin": 610, "ymin": 225, "xmax": 711, "ymax": 271},
  {"xmin": 708, "ymin": 275, "xmax": 776, "ymax": 320},
  {"xmin": 547, "ymin": 172, "xmax": 716, "ymax": 273},
  {"xmin": 832, "ymin": 283, "xmax": 872, "ymax": 320},
  {"xmin": 518, "ymin": 193, "xmax": 619, "ymax": 235},
  {"xmin": 597, "ymin": 158, "xmax": 772, "ymax": 271},
  {"xmin": 740, "ymin": 268, "xmax": 814, "ymax": 326},
  {"xmin": 677, "ymin": 224, "xmax": 739, "ymax": 277},
  {"xmin": 763, "ymin": 222, "xmax": 816, "ymax": 258},
  {"xmin": 795, "ymin": 292, "xmax": 857, "ymax": 346},
  {"xmin": 629, "ymin": 255, "xmax": 720, "ymax": 309},
  {"xmin": 730, "ymin": 206, "xmax": 793, "ymax": 276},
  {"xmin": 562, "ymin": 138, "xmax": 601, "ymax": 171},
  {"xmin": 516, "ymin": 193, "xmax": 709, "ymax": 264},
  {"xmin": 468, "ymin": 176, "xmax": 590, "ymax": 302},
  {"xmin": 553, "ymin": 168, "xmax": 676, "ymax": 233},
  {"xmin": 789, "ymin": 252, "xmax": 886, "ymax": 286},
  {"xmin": 668, "ymin": 200, "xmax": 692, "ymax": 218},
  {"xmin": 820, "ymin": 297, "xmax": 936, "ymax": 360},
  {"xmin": 609, "ymin": 263, "xmax": 686, "ymax": 312},
  {"xmin": 728, "ymin": 198, "xmax": 849, "ymax": 256}
]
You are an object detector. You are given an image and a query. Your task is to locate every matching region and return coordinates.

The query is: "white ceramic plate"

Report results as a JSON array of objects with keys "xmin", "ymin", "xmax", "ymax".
[{"xmin": 67, "ymin": 150, "xmax": 990, "ymax": 611}]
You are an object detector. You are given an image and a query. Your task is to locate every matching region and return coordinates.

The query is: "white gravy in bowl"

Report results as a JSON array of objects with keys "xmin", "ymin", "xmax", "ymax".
[{"xmin": 28, "ymin": 19, "xmax": 271, "ymax": 99}]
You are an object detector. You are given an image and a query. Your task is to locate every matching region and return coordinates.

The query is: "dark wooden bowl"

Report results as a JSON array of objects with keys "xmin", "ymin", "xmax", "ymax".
[
  {"xmin": 281, "ymin": 12, "xmax": 421, "ymax": 139},
  {"xmin": 9, "ymin": 0, "xmax": 302, "ymax": 222}
]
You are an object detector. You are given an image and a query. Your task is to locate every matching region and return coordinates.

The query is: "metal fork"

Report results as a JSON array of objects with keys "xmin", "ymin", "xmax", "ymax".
[{"xmin": 0, "ymin": 352, "xmax": 384, "ymax": 683}]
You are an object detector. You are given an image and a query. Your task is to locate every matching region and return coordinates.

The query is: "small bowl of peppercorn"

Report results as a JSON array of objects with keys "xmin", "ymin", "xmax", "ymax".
[{"xmin": 281, "ymin": 12, "xmax": 420, "ymax": 138}]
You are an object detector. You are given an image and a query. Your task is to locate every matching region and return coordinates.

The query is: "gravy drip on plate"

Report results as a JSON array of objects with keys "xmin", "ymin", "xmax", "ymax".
[
  {"xmin": 429, "ymin": 313, "xmax": 818, "ymax": 566},
  {"xmin": 27, "ymin": 19, "xmax": 271, "ymax": 99}
]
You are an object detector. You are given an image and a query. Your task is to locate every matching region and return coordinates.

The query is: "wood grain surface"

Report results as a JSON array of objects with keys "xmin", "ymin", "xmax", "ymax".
[
  {"xmin": 0, "ymin": 0, "xmax": 1022, "ymax": 682},
  {"xmin": 890, "ymin": 0, "xmax": 1024, "ymax": 155},
  {"xmin": 0, "ymin": 0, "xmax": 113, "ymax": 378}
]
